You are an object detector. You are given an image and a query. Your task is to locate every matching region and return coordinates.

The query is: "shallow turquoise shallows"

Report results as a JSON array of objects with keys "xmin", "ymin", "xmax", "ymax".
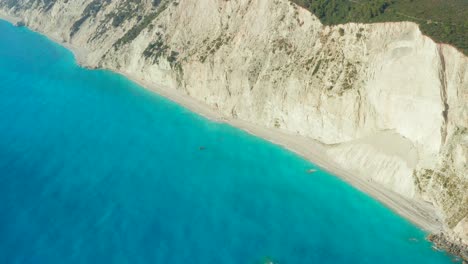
[{"xmin": 0, "ymin": 20, "xmax": 457, "ymax": 264}]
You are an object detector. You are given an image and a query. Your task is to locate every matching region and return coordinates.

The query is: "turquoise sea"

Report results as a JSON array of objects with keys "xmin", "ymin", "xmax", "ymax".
[{"xmin": 0, "ymin": 20, "xmax": 457, "ymax": 263}]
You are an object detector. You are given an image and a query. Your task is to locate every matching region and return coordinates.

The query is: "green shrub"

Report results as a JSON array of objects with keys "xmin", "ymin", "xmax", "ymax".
[{"xmin": 290, "ymin": 0, "xmax": 467, "ymax": 55}]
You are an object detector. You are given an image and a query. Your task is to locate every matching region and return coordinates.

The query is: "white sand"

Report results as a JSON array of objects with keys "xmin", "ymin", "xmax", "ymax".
[
  {"xmin": 0, "ymin": 13, "xmax": 19, "ymax": 24},
  {"xmin": 0, "ymin": 14, "xmax": 442, "ymax": 233}
]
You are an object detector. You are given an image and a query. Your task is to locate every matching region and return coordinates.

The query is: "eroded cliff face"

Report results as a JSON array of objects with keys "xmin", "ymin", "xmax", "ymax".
[{"xmin": 1, "ymin": 0, "xmax": 467, "ymax": 245}]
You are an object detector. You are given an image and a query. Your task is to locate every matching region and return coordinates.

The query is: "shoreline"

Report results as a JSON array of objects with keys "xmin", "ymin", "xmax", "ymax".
[{"xmin": 0, "ymin": 14, "xmax": 442, "ymax": 233}]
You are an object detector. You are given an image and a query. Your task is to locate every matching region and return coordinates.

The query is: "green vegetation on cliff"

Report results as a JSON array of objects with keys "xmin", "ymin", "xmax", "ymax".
[
  {"xmin": 70, "ymin": 0, "xmax": 110, "ymax": 37},
  {"xmin": 113, "ymin": 0, "xmax": 169, "ymax": 47},
  {"xmin": 291, "ymin": 0, "xmax": 468, "ymax": 55}
]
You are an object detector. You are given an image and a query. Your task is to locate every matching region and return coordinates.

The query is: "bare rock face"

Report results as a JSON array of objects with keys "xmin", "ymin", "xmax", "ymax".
[{"xmin": 1, "ymin": 0, "xmax": 467, "ymax": 247}]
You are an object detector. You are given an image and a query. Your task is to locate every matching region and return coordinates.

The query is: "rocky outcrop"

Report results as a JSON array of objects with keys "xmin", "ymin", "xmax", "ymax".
[
  {"xmin": 428, "ymin": 233, "xmax": 468, "ymax": 262},
  {"xmin": 0, "ymin": 0, "xmax": 467, "ymax": 251}
]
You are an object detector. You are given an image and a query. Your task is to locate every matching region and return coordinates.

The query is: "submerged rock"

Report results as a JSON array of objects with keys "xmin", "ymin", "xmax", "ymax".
[{"xmin": 15, "ymin": 21, "xmax": 25, "ymax": 27}]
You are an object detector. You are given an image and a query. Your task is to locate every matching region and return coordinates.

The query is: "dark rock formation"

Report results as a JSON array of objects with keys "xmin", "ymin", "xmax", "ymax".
[{"xmin": 428, "ymin": 233, "xmax": 468, "ymax": 262}]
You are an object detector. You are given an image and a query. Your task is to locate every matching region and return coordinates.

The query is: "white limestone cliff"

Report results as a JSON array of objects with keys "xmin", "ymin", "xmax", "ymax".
[{"xmin": 0, "ymin": 0, "xmax": 466, "ymax": 247}]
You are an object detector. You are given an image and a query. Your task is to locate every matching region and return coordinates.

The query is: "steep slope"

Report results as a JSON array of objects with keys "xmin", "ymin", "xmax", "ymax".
[{"xmin": 0, "ymin": 0, "xmax": 467, "ymax": 255}]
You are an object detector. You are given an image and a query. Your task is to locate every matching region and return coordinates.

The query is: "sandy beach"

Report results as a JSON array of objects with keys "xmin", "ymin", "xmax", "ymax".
[{"xmin": 0, "ymin": 13, "xmax": 442, "ymax": 233}]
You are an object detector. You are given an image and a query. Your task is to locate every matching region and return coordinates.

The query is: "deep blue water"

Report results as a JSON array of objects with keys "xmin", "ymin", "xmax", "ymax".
[{"xmin": 0, "ymin": 20, "xmax": 457, "ymax": 264}]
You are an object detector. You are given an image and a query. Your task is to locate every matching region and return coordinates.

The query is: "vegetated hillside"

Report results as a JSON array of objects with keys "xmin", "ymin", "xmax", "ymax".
[{"xmin": 291, "ymin": 0, "xmax": 468, "ymax": 55}]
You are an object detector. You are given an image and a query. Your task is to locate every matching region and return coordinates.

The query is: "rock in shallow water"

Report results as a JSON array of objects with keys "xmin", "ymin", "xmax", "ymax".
[{"xmin": 428, "ymin": 233, "xmax": 468, "ymax": 262}]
